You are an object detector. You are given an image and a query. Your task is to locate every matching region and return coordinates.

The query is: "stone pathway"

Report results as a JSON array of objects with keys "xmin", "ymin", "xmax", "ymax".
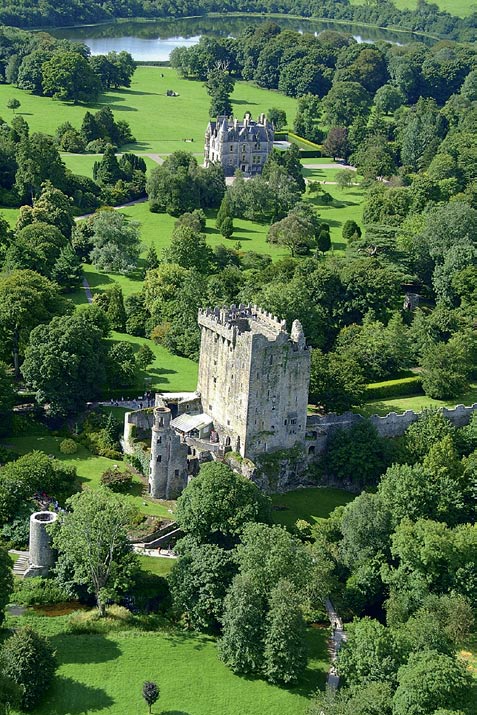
[
  {"xmin": 302, "ymin": 163, "xmax": 357, "ymax": 170},
  {"xmin": 82, "ymin": 277, "xmax": 93, "ymax": 304},
  {"xmin": 9, "ymin": 550, "xmax": 29, "ymax": 578},
  {"xmin": 325, "ymin": 597, "xmax": 347, "ymax": 690}
]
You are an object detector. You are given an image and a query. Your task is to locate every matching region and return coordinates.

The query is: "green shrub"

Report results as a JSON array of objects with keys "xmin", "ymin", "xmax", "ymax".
[
  {"xmin": 0, "ymin": 626, "xmax": 56, "ymax": 710},
  {"xmin": 68, "ymin": 605, "xmax": 134, "ymax": 633},
  {"xmin": 59, "ymin": 438, "xmax": 78, "ymax": 455},
  {"xmin": 0, "ymin": 445, "xmax": 19, "ymax": 465},
  {"xmin": 366, "ymin": 376, "xmax": 423, "ymax": 401},
  {"xmin": 100, "ymin": 466, "xmax": 134, "ymax": 493},
  {"xmin": 13, "ymin": 577, "xmax": 71, "ymax": 606}
]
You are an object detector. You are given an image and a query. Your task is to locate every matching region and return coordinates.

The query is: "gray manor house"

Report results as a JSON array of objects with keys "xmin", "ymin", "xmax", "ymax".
[
  {"xmin": 204, "ymin": 113, "xmax": 274, "ymax": 177},
  {"xmin": 123, "ymin": 304, "xmax": 477, "ymax": 498}
]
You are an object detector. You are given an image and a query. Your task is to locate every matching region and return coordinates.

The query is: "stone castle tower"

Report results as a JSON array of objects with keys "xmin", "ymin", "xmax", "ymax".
[
  {"xmin": 149, "ymin": 397, "xmax": 189, "ymax": 500},
  {"xmin": 197, "ymin": 305, "xmax": 310, "ymax": 460}
]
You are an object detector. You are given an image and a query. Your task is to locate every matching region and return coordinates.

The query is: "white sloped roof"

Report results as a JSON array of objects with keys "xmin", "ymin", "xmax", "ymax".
[{"xmin": 171, "ymin": 413, "xmax": 213, "ymax": 433}]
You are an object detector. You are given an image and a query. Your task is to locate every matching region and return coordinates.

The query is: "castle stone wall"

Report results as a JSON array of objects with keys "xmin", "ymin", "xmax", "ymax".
[{"xmin": 149, "ymin": 398, "xmax": 189, "ymax": 499}]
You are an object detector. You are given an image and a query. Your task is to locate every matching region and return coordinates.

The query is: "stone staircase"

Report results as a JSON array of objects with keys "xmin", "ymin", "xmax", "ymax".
[{"xmin": 11, "ymin": 551, "xmax": 29, "ymax": 577}]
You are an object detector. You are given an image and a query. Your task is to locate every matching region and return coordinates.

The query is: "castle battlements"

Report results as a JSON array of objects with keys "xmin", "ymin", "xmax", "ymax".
[{"xmin": 198, "ymin": 304, "xmax": 290, "ymax": 342}]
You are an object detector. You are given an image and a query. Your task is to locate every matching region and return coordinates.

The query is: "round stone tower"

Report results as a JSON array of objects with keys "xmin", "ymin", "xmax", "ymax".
[{"xmin": 29, "ymin": 511, "xmax": 58, "ymax": 576}]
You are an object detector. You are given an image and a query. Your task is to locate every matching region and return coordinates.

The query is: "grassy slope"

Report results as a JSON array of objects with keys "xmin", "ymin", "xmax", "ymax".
[
  {"xmin": 0, "ymin": 66, "xmax": 298, "ymax": 154},
  {"xmin": 5, "ymin": 612, "xmax": 328, "ymax": 715},
  {"xmin": 2, "ymin": 435, "xmax": 174, "ymax": 519},
  {"xmin": 271, "ymin": 487, "xmax": 353, "ymax": 529},
  {"xmin": 350, "ymin": 0, "xmax": 476, "ymax": 17},
  {"xmin": 359, "ymin": 382, "xmax": 477, "ymax": 417}
]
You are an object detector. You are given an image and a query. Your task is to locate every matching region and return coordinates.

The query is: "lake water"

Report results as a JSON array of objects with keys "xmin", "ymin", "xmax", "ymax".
[{"xmin": 48, "ymin": 15, "xmax": 434, "ymax": 60}]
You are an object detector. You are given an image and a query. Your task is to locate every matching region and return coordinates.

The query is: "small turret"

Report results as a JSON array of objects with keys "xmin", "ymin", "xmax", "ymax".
[{"xmin": 291, "ymin": 319, "xmax": 306, "ymax": 350}]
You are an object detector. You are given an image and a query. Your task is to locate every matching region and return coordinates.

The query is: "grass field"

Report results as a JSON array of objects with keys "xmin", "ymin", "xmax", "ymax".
[
  {"xmin": 271, "ymin": 487, "xmax": 353, "ymax": 529},
  {"xmin": 4, "ymin": 609, "xmax": 328, "ymax": 715},
  {"xmin": 62, "ymin": 153, "xmax": 159, "ymax": 178},
  {"xmin": 1, "ymin": 435, "xmax": 174, "ymax": 519},
  {"xmin": 0, "ymin": 66, "xmax": 298, "ymax": 155},
  {"xmin": 350, "ymin": 0, "xmax": 476, "ymax": 17},
  {"xmin": 359, "ymin": 382, "xmax": 477, "ymax": 417}
]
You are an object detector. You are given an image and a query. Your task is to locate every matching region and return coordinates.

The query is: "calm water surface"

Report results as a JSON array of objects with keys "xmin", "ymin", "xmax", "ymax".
[{"xmin": 49, "ymin": 15, "xmax": 434, "ymax": 60}]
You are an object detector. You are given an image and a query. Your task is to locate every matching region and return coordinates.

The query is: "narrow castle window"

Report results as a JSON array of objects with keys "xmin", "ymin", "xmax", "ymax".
[
  {"xmin": 157, "ymin": 455, "xmax": 162, "ymax": 463},
  {"xmin": 157, "ymin": 437, "xmax": 162, "ymax": 444},
  {"xmin": 175, "ymin": 469, "xmax": 180, "ymax": 477}
]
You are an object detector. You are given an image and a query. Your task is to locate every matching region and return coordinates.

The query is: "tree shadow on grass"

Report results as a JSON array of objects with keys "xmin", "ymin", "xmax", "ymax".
[
  {"xmin": 232, "ymin": 99, "xmax": 258, "ymax": 106},
  {"xmin": 148, "ymin": 367, "xmax": 177, "ymax": 376},
  {"xmin": 161, "ymin": 711, "xmax": 192, "ymax": 714},
  {"xmin": 50, "ymin": 633, "xmax": 122, "ymax": 665},
  {"xmin": 41, "ymin": 676, "xmax": 114, "ymax": 714},
  {"xmin": 162, "ymin": 630, "xmax": 212, "ymax": 651}
]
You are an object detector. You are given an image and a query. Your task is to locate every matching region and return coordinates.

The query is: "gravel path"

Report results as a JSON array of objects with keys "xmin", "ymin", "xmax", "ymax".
[{"xmin": 325, "ymin": 597, "xmax": 347, "ymax": 690}]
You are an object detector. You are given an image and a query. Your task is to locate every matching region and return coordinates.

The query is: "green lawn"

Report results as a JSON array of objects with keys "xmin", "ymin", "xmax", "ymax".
[
  {"xmin": 1, "ymin": 435, "xmax": 173, "ymax": 519},
  {"xmin": 305, "ymin": 184, "xmax": 366, "ymax": 251},
  {"xmin": 5, "ymin": 615, "xmax": 327, "ymax": 715},
  {"xmin": 138, "ymin": 555, "xmax": 174, "ymax": 577},
  {"xmin": 271, "ymin": 487, "xmax": 353, "ymax": 529},
  {"xmin": 0, "ymin": 66, "xmax": 297, "ymax": 155},
  {"xmin": 359, "ymin": 383, "xmax": 477, "ymax": 417},
  {"xmin": 350, "ymin": 0, "xmax": 476, "ymax": 17},
  {"xmin": 62, "ymin": 153, "xmax": 158, "ymax": 178},
  {"xmin": 0, "ymin": 206, "xmax": 19, "ymax": 227}
]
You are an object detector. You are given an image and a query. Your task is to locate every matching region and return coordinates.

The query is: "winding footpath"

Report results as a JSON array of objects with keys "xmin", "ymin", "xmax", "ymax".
[{"xmin": 325, "ymin": 597, "xmax": 347, "ymax": 690}]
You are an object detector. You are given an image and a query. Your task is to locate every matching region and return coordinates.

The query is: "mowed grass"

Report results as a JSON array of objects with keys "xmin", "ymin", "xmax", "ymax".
[
  {"xmin": 5, "ymin": 618, "xmax": 327, "ymax": 715},
  {"xmin": 359, "ymin": 382, "xmax": 477, "ymax": 417},
  {"xmin": 62, "ymin": 153, "xmax": 159, "ymax": 178},
  {"xmin": 0, "ymin": 66, "xmax": 297, "ymax": 154},
  {"xmin": 350, "ymin": 0, "xmax": 476, "ymax": 16},
  {"xmin": 271, "ymin": 487, "xmax": 353, "ymax": 529},
  {"xmin": 1, "ymin": 435, "xmax": 174, "ymax": 519}
]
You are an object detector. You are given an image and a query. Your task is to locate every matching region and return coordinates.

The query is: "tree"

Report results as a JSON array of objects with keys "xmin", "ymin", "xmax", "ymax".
[
  {"xmin": 338, "ymin": 617, "xmax": 403, "ymax": 687},
  {"xmin": 174, "ymin": 462, "xmax": 271, "ymax": 547},
  {"xmin": 0, "ymin": 672, "xmax": 20, "ymax": 715},
  {"xmin": 220, "ymin": 215, "xmax": 234, "ymax": 239},
  {"xmin": 0, "ymin": 269, "xmax": 68, "ymax": 376},
  {"xmin": 335, "ymin": 169, "xmax": 355, "ymax": 190},
  {"xmin": 420, "ymin": 332, "xmax": 474, "ymax": 400},
  {"xmin": 309, "ymin": 348, "xmax": 366, "ymax": 413},
  {"xmin": 342, "ymin": 220, "xmax": 362, "ymax": 241},
  {"xmin": 7, "ymin": 98, "xmax": 20, "ymax": 114},
  {"xmin": 267, "ymin": 107, "xmax": 287, "ymax": 130},
  {"xmin": 52, "ymin": 488, "xmax": 138, "ymax": 616},
  {"xmin": 393, "ymin": 650, "xmax": 472, "ymax": 715},
  {"xmin": 17, "ymin": 181, "xmax": 74, "ymax": 238},
  {"xmin": 21, "ymin": 308, "xmax": 108, "ymax": 416},
  {"xmin": 263, "ymin": 579, "xmax": 307, "ymax": 684},
  {"xmin": 218, "ymin": 573, "xmax": 266, "ymax": 675},
  {"xmin": 236, "ymin": 522, "xmax": 313, "ymax": 596},
  {"xmin": 169, "ymin": 541, "xmax": 236, "ymax": 631},
  {"xmin": 0, "ymin": 451, "xmax": 78, "ymax": 526},
  {"xmin": 0, "ymin": 544, "xmax": 13, "ymax": 628},
  {"xmin": 206, "ymin": 68, "xmax": 235, "ymax": 118},
  {"xmin": 0, "ymin": 626, "xmax": 56, "ymax": 710},
  {"xmin": 326, "ymin": 421, "xmax": 391, "ymax": 488},
  {"xmin": 145, "ymin": 244, "xmax": 159, "ymax": 272},
  {"xmin": 15, "ymin": 133, "xmax": 66, "ymax": 202},
  {"xmin": 403, "ymin": 409, "xmax": 455, "ymax": 463},
  {"xmin": 162, "ymin": 224, "xmax": 213, "ymax": 274},
  {"xmin": 89, "ymin": 210, "xmax": 141, "ymax": 274},
  {"xmin": 216, "ymin": 193, "xmax": 233, "ymax": 229},
  {"xmin": 106, "ymin": 284, "xmax": 127, "ymax": 331},
  {"xmin": 323, "ymin": 82, "xmax": 372, "ymax": 127},
  {"xmin": 136, "ymin": 343, "xmax": 154, "ymax": 369},
  {"xmin": 323, "ymin": 127, "xmax": 349, "ymax": 160},
  {"xmin": 0, "ymin": 362, "xmax": 15, "ymax": 437},
  {"xmin": 93, "ymin": 145, "xmax": 123, "ymax": 185},
  {"xmin": 317, "ymin": 228, "xmax": 331, "ymax": 254},
  {"xmin": 42, "ymin": 51, "xmax": 101, "ymax": 103},
  {"xmin": 142, "ymin": 682, "xmax": 159, "ymax": 714},
  {"xmin": 267, "ymin": 213, "xmax": 315, "ymax": 256},
  {"xmin": 374, "ymin": 84, "xmax": 405, "ymax": 114}
]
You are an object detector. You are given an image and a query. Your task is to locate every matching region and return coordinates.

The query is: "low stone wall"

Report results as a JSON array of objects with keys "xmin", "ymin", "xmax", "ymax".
[
  {"xmin": 123, "ymin": 409, "xmax": 155, "ymax": 454},
  {"xmin": 306, "ymin": 403, "xmax": 477, "ymax": 456}
]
